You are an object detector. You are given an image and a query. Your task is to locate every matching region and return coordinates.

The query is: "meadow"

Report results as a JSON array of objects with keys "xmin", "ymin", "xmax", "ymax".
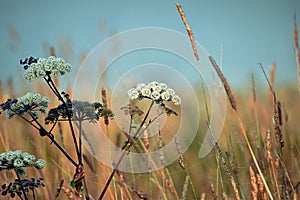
[{"xmin": 0, "ymin": 3, "xmax": 299, "ymax": 200}]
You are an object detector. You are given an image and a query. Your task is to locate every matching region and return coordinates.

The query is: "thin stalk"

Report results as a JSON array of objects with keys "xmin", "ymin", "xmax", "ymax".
[
  {"xmin": 98, "ymin": 101, "xmax": 155, "ymax": 200},
  {"xmin": 106, "ymin": 125, "xmax": 118, "ymax": 200},
  {"xmin": 137, "ymin": 137, "xmax": 171, "ymax": 199},
  {"xmin": 77, "ymin": 119, "xmax": 90, "ymax": 200},
  {"xmin": 209, "ymin": 56, "xmax": 274, "ymax": 199},
  {"xmin": 28, "ymin": 113, "xmax": 78, "ymax": 167},
  {"xmin": 17, "ymin": 194, "xmax": 24, "ymax": 200},
  {"xmin": 17, "ymin": 113, "xmax": 77, "ymax": 166},
  {"xmin": 78, "ymin": 120, "xmax": 83, "ymax": 166},
  {"xmin": 129, "ymin": 115, "xmax": 136, "ymax": 186},
  {"xmin": 134, "ymin": 101, "xmax": 155, "ymax": 138},
  {"xmin": 46, "ymin": 76, "xmax": 81, "ymax": 163},
  {"xmin": 98, "ymin": 151, "xmax": 127, "ymax": 200},
  {"xmin": 15, "ymin": 170, "xmax": 28, "ymax": 200},
  {"xmin": 32, "ymin": 189, "xmax": 36, "ymax": 200},
  {"xmin": 44, "ymin": 76, "xmax": 60, "ymax": 97},
  {"xmin": 236, "ymin": 115, "xmax": 274, "ymax": 200}
]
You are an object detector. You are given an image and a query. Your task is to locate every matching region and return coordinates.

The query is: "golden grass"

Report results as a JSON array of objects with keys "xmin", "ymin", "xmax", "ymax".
[{"xmin": 0, "ymin": 3, "xmax": 300, "ymax": 200}]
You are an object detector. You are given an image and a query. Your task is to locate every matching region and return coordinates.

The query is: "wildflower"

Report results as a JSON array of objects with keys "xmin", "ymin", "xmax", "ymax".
[
  {"xmin": 160, "ymin": 83, "xmax": 168, "ymax": 90},
  {"xmin": 65, "ymin": 63, "xmax": 72, "ymax": 72},
  {"xmin": 153, "ymin": 85, "xmax": 162, "ymax": 93},
  {"xmin": 44, "ymin": 64, "xmax": 52, "ymax": 72},
  {"xmin": 0, "ymin": 150, "xmax": 46, "ymax": 175},
  {"xmin": 172, "ymin": 95, "xmax": 181, "ymax": 106},
  {"xmin": 129, "ymin": 89, "xmax": 140, "ymax": 100},
  {"xmin": 20, "ymin": 56, "xmax": 72, "ymax": 82},
  {"xmin": 141, "ymin": 87, "xmax": 151, "ymax": 97},
  {"xmin": 151, "ymin": 91, "xmax": 161, "ymax": 100},
  {"xmin": 22, "ymin": 152, "xmax": 36, "ymax": 165},
  {"xmin": 136, "ymin": 83, "xmax": 146, "ymax": 90},
  {"xmin": 15, "ymin": 167, "xmax": 26, "ymax": 175},
  {"xmin": 45, "ymin": 98, "xmax": 114, "ymax": 124},
  {"xmin": 34, "ymin": 159, "xmax": 46, "ymax": 169},
  {"xmin": 1, "ymin": 178, "xmax": 45, "ymax": 198},
  {"xmin": 13, "ymin": 158, "xmax": 24, "ymax": 168},
  {"xmin": 6, "ymin": 150, "xmax": 22, "ymax": 161},
  {"xmin": 161, "ymin": 91, "xmax": 171, "ymax": 101},
  {"xmin": 166, "ymin": 88, "xmax": 175, "ymax": 96},
  {"xmin": 127, "ymin": 82, "xmax": 181, "ymax": 106},
  {"xmin": 0, "ymin": 93, "xmax": 50, "ymax": 119},
  {"xmin": 148, "ymin": 81, "xmax": 159, "ymax": 90}
]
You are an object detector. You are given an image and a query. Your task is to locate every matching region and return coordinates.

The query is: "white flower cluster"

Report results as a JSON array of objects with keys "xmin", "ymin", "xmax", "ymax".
[
  {"xmin": 127, "ymin": 81, "xmax": 181, "ymax": 105},
  {"xmin": 5, "ymin": 92, "xmax": 50, "ymax": 119},
  {"xmin": 0, "ymin": 150, "xmax": 46, "ymax": 174},
  {"xmin": 24, "ymin": 56, "xmax": 72, "ymax": 82}
]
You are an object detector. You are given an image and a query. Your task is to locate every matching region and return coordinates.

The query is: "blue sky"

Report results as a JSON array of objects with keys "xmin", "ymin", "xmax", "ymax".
[{"xmin": 0, "ymin": 0, "xmax": 299, "ymax": 92}]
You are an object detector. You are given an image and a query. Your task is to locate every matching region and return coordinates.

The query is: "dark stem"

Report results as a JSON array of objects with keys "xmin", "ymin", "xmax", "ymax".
[
  {"xmin": 98, "ymin": 101, "xmax": 155, "ymax": 200},
  {"xmin": 138, "ymin": 111, "xmax": 164, "ymax": 138},
  {"xmin": 83, "ymin": 177, "xmax": 90, "ymax": 200},
  {"xmin": 133, "ymin": 101, "xmax": 154, "ymax": 139},
  {"xmin": 47, "ymin": 133, "xmax": 78, "ymax": 167},
  {"xmin": 17, "ymin": 113, "xmax": 40, "ymax": 130},
  {"xmin": 17, "ymin": 193, "xmax": 24, "ymax": 200},
  {"xmin": 32, "ymin": 189, "xmax": 36, "ymax": 200},
  {"xmin": 98, "ymin": 150, "xmax": 128, "ymax": 200},
  {"xmin": 49, "ymin": 119, "xmax": 57, "ymax": 134},
  {"xmin": 129, "ymin": 115, "xmax": 133, "ymax": 135},
  {"xmin": 77, "ymin": 120, "xmax": 90, "ymax": 199},
  {"xmin": 18, "ymin": 113, "xmax": 78, "ymax": 167},
  {"xmin": 30, "ymin": 113, "xmax": 78, "ymax": 167},
  {"xmin": 15, "ymin": 170, "xmax": 28, "ymax": 200},
  {"xmin": 78, "ymin": 120, "xmax": 83, "ymax": 165},
  {"xmin": 45, "ymin": 75, "xmax": 91, "ymax": 199},
  {"xmin": 46, "ymin": 75, "xmax": 81, "ymax": 163},
  {"xmin": 44, "ymin": 76, "xmax": 60, "ymax": 97}
]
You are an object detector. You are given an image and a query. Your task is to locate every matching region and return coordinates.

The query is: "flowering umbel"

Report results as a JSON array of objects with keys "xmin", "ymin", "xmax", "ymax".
[
  {"xmin": 0, "ymin": 93, "xmax": 50, "ymax": 119},
  {"xmin": 0, "ymin": 150, "xmax": 45, "ymax": 198},
  {"xmin": 127, "ymin": 81, "xmax": 181, "ymax": 106},
  {"xmin": 45, "ymin": 99, "xmax": 114, "ymax": 124},
  {"xmin": 0, "ymin": 150, "xmax": 46, "ymax": 175},
  {"xmin": 1, "ymin": 178, "xmax": 45, "ymax": 198},
  {"xmin": 20, "ymin": 56, "xmax": 72, "ymax": 82}
]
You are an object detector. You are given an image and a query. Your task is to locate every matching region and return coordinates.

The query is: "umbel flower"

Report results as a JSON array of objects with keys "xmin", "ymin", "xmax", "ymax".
[
  {"xmin": 45, "ymin": 99, "xmax": 114, "ymax": 124},
  {"xmin": 128, "ymin": 81, "xmax": 181, "ymax": 105},
  {"xmin": 0, "ymin": 93, "xmax": 50, "ymax": 119},
  {"xmin": 20, "ymin": 56, "xmax": 72, "ymax": 82},
  {"xmin": 0, "ymin": 150, "xmax": 46, "ymax": 175},
  {"xmin": 1, "ymin": 178, "xmax": 45, "ymax": 198}
]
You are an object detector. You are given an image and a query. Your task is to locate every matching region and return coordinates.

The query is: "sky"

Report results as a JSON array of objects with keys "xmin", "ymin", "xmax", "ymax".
[{"xmin": 0, "ymin": 0, "xmax": 299, "ymax": 92}]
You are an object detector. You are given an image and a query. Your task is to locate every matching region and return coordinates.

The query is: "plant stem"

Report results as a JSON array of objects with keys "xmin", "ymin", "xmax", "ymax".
[
  {"xmin": 46, "ymin": 76, "xmax": 81, "ymax": 164},
  {"xmin": 98, "ymin": 151, "xmax": 127, "ymax": 200},
  {"xmin": 98, "ymin": 101, "xmax": 154, "ymax": 200},
  {"xmin": 133, "ymin": 101, "xmax": 154, "ymax": 139},
  {"xmin": 78, "ymin": 120, "xmax": 83, "ymax": 166},
  {"xmin": 18, "ymin": 114, "xmax": 78, "ymax": 167},
  {"xmin": 32, "ymin": 189, "xmax": 36, "ymax": 200},
  {"xmin": 45, "ymin": 76, "xmax": 92, "ymax": 199},
  {"xmin": 18, "ymin": 196, "xmax": 24, "ymax": 200},
  {"xmin": 15, "ymin": 170, "xmax": 28, "ymax": 200},
  {"xmin": 236, "ymin": 115, "xmax": 274, "ymax": 200},
  {"xmin": 83, "ymin": 178, "xmax": 90, "ymax": 200}
]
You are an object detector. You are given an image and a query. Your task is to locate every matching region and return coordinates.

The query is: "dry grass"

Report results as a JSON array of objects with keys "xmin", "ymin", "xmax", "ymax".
[
  {"xmin": 0, "ymin": 3, "xmax": 300, "ymax": 200},
  {"xmin": 1, "ymin": 65, "xmax": 300, "ymax": 200}
]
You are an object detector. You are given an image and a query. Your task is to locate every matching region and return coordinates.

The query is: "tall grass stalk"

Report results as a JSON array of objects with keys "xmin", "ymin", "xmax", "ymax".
[{"xmin": 210, "ymin": 56, "xmax": 274, "ymax": 200}]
